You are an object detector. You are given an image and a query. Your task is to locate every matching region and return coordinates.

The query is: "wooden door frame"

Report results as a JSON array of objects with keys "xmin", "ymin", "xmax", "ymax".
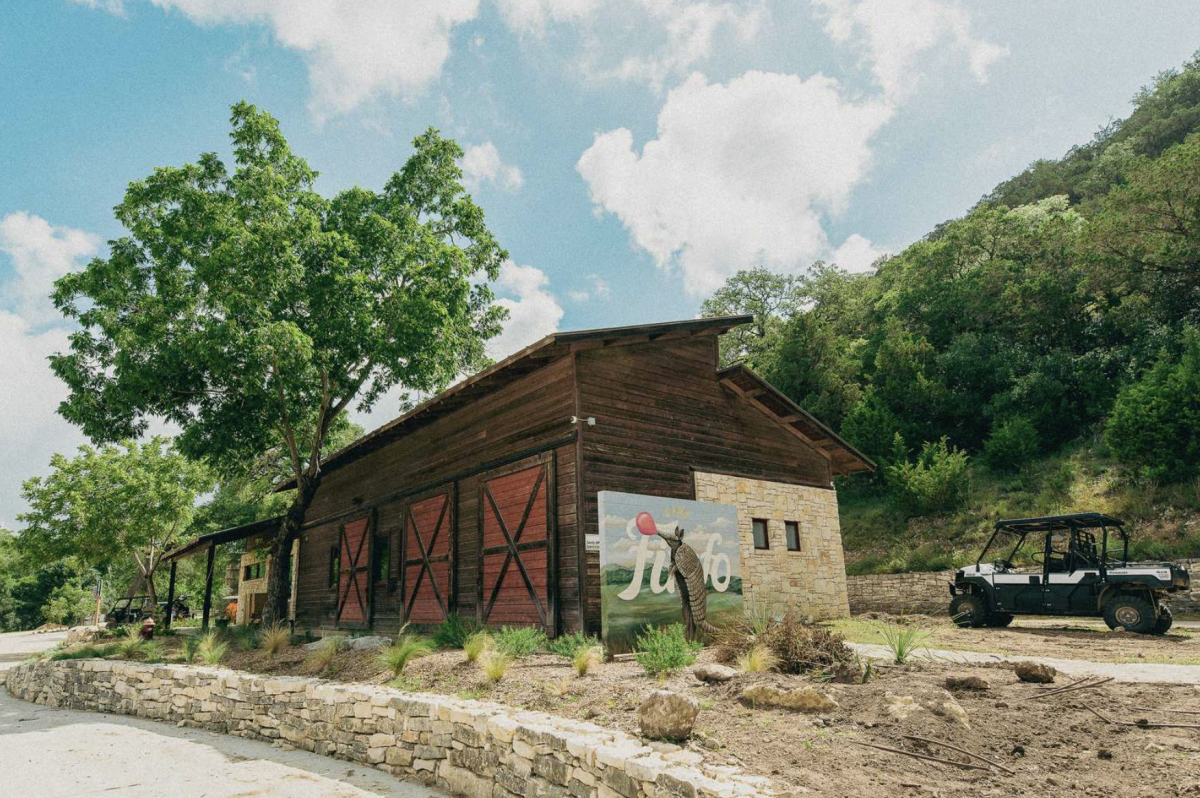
[
  {"xmin": 399, "ymin": 486, "xmax": 456, "ymax": 625},
  {"xmin": 475, "ymin": 452, "xmax": 557, "ymax": 634},
  {"xmin": 335, "ymin": 509, "xmax": 375, "ymax": 630}
]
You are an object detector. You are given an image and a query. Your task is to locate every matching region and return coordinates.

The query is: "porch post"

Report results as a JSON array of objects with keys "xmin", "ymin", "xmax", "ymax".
[
  {"xmin": 164, "ymin": 560, "xmax": 178, "ymax": 630},
  {"xmin": 201, "ymin": 544, "xmax": 216, "ymax": 630}
]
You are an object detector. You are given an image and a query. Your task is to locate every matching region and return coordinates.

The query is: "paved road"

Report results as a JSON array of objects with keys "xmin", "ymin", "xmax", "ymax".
[
  {"xmin": 851, "ymin": 641, "xmax": 1200, "ymax": 684},
  {"xmin": 0, "ymin": 630, "xmax": 443, "ymax": 798},
  {"xmin": 0, "ymin": 628, "xmax": 68, "ymax": 671}
]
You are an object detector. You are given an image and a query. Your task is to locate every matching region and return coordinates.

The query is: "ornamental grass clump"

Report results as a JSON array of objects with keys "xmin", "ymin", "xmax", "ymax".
[
  {"xmin": 572, "ymin": 644, "xmax": 603, "ymax": 677},
  {"xmin": 877, "ymin": 621, "xmax": 931, "ymax": 665},
  {"xmin": 634, "ymin": 624, "xmax": 701, "ymax": 678},
  {"xmin": 479, "ymin": 650, "xmax": 512, "ymax": 684},
  {"xmin": 463, "ymin": 631, "xmax": 493, "ymax": 663},
  {"xmin": 259, "ymin": 622, "xmax": 291, "ymax": 660},
  {"xmin": 737, "ymin": 643, "xmax": 779, "ymax": 673},
  {"xmin": 196, "ymin": 630, "xmax": 228, "ymax": 666},
  {"xmin": 377, "ymin": 633, "xmax": 434, "ymax": 677},
  {"xmin": 306, "ymin": 636, "xmax": 342, "ymax": 675},
  {"xmin": 433, "ymin": 613, "xmax": 476, "ymax": 649},
  {"xmin": 116, "ymin": 626, "xmax": 146, "ymax": 660}
]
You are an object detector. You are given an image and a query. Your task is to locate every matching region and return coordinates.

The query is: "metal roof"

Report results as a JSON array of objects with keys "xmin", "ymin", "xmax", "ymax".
[{"xmin": 993, "ymin": 513, "xmax": 1125, "ymax": 535}]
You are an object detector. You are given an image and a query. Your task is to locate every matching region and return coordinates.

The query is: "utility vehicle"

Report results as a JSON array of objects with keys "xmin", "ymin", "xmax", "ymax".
[{"xmin": 948, "ymin": 513, "xmax": 1189, "ymax": 634}]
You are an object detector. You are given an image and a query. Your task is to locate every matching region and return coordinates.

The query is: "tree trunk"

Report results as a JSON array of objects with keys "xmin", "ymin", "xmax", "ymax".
[{"xmin": 262, "ymin": 475, "xmax": 321, "ymax": 625}]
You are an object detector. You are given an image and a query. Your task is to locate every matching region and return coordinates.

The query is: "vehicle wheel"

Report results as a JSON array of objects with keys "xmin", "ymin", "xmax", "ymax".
[
  {"xmin": 1103, "ymin": 594, "xmax": 1156, "ymax": 634},
  {"xmin": 1151, "ymin": 604, "xmax": 1173, "ymax": 635},
  {"xmin": 987, "ymin": 613, "xmax": 1014, "ymax": 628},
  {"xmin": 949, "ymin": 594, "xmax": 989, "ymax": 628}
]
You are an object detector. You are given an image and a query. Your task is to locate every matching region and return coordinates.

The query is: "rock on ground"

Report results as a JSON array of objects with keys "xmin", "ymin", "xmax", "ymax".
[
  {"xmin": 64, "ymin": 626, "xmax": 100, "ymax": 647},
  {"xmin": 638, "ymin": 690, "xmax": 699, "ymax": 740},
  {"xmin": 944, "ymin": 674, "xmax": 989, "ymax": 691},
  {"xmin": 344, "ymin": 635, "xmax": 392, "ymax": 651},
  {"xmin": 693, "ymin": 664, "xmax": 738, "ymax": 683},
  {"xmin": 1014, "ymin": 661, "xmax": 1057, "ymax": 683},
  {"xmin": 738, "ymin": 685, "xmax": 839, "ymax": 713}
]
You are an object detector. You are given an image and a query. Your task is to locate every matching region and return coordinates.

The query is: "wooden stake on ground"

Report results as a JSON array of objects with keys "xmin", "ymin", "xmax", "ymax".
[
  {"xmin": 1082, "ymin": 703, "xmax": 1200, "ymax": 730},
  {"xmin": 1024, "ymin": 676, "xmax": 1113, "ymax": 700},
  {"xmin": 901, "ymin": 735, "xmax": 1016, "ymax": 775},
  {"xmin": 850, "ymin": 740, "xmax": 992, "ymax": 772}
]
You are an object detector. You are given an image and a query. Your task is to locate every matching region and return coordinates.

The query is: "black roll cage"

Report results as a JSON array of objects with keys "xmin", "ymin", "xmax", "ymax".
[{"xmin": 975, "ymin": 513, "xmax": 1128, "ymax": 576}]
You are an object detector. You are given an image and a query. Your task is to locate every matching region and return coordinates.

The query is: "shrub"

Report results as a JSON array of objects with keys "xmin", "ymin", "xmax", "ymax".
[
  {"xmin": 433, "ymin": 613, "xmax": 476, "ymax": 649},
  {"xmin": 463, "ymin": 631, "xmax": 493, "ymax": 663},
  {"xmin": 1106, "ymin": 328, "xmax": 1200, "ymax": 483},
  {"xmin": 377, "ymin": 634, "xmax": 434, "ymax": 677},
  {"xmin": 196, "ymin": 631, "xmax": 229, "ymax": 665},
  {"xmin": 305, "ymin": 637, "xmax": 341, "ymax": 675},
  {"xmin": 546, "ymin": 631, "xmax": 600, "ymax": 659},
  {"xmin": 183, "ymin": 634, "xmax": 202, "ymax": 663},
  {"xmin": 141, "ymin": 640, "xmax": 166, "ymax": 663},
  {"xmin": 493, "ymin": 626, "xmax": 547, "ymax": 659},
  {"xmin": 227, "ymin": 625, "xmax": 259, "ymax": 651},
  {"xmin": 737, "ymin": 643, "xmax": 778, "ymax": 673},
  {"xmin": 115, "ymin": 627, "xmax": 146, "ymax": 660},
  {"xmin": 716, "ymin": 609, "xmax": 853, "ymax": 676},
  {"xmin": 886, "ymin": 436, "xmax": 971, "ymax": 515},
  {"xmin": 49, "ymin": 643, "xmax": 117, "ymax": 661},
  {"xmin": 634, "ymin": 624, "xmax": 701, "ymax": 678},
  {"xmin": 572, "ymin": 645, "xmax": 603, "ymax": 677},
  {"xmin": 259, "ymin": 623, "xmax": 291, "ymax": 660},
  {"xmin": 983, "ymin": 416, "xmax": 1041, "ymax": 472},
  {"xmin": 479, "ymin": 650, "xmax": 512, "ymax": 683},
  {"xmin": 42, "ymin": 582, "xmax": 96, "ymax": 627}
]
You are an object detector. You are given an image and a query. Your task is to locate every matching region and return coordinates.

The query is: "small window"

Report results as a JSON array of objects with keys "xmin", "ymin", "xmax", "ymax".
[
  {"xmin": 752, "ymin": 518, "xmax": 770, "ymax": 550},
  {"xmin": 243, "ymin": 562, "xmax": 264, "ymax": 581},
  {"xmin": 328, "ymin": 545, "xmax": 340, "ymax": 588},
  {"xmin": 373, "ymin": 534, "xmax": 390, "ymax": 582},
  {"xmin": 785, "ymin": 521, "xmax": 801, "ymax": 552}
]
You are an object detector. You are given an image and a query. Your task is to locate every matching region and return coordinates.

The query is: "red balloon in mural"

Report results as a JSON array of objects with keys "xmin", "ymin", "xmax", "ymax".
[{"xmin": 635, "ymin": 511, "xmax": 657, "ymax": 536}]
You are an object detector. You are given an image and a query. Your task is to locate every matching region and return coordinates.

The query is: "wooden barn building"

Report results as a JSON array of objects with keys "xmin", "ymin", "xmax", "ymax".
[{"xmin": 168, "ymin": 316, "xmax": 873, "ymax": 636}]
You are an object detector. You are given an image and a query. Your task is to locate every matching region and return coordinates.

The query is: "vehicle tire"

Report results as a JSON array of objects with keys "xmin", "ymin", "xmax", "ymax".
[
  {"xmin": 1103, "ymin": 594, "xmax": 1156, "ymax": 634},
  {"xmin": 949, "ymin": 593, "xmax": 989, "ymax": 628},
  {"xmin": 987, "ymin": 613, "xmax": 1014, "ymax": 628},
  {"xmin": 1151, "ymin": 604, "xmax": 1173, "ymax": 635}
]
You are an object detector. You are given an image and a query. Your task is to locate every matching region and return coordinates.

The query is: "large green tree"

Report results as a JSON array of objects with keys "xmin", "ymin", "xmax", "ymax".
[
  {"xmin": 18, "ymin": 438, "xmax": 210, "ymax": 604},
  {"xmin": 51, "ymin": 103, "xmax": 507, "ymax": 622}
]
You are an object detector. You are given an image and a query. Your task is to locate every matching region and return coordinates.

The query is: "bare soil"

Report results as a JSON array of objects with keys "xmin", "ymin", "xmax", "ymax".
[{"xmin": 197, "ymin": 638, "xmax": 1200, "ymax": 798}]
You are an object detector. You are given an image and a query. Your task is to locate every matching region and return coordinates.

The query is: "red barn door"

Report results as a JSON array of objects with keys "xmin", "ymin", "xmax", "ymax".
[
  {"xmin": 337, "ymin": 515, "xmax": 372, "ymax": 628},
  {"xmin": 402, "ymin": 492, "xmax": 452, "ymax": 624},
  {"xmin": 479, "ymin": 460, "xmax": 554, "ymax": 630}
]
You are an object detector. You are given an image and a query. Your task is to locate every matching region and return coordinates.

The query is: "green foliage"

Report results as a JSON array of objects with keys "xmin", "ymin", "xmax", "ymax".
[
  {"xmin": 376, "ymin": 634, "xmax": 434, "ymax": 677},
  {"xmin": 115, "ymin": 627, "xmax": 146, "ymax": 660},
  {"xmin": 545, "ymin": 631, "xmax": 600, "ymax": 659},
  {"xmin": 306, "ymin": 637, "xmax": 341, "ymax": 675},
  {"xmin": 479, "ymin": 650, "xmax": 512, "ymax": 683},
  {"xmin": 41, "ymin": 581, "xmax": 95, "ymax": 627},
  {"xmin": 876, "ymin": 622, "xmax": 931, "ymax": 665},
  {"xmin": 183, "ymin": 635, "xmax": 202, "ymax": 663},
  {"xmin": 196, "ymin": 630, "xmax": 229, "ymax": 666},
  {"xmin": 260, "ymin": 623, "xmax": 291, "ymax": 660},
  {"xmin": 886, "ymin": 437, "xmax": 971, "ymax": 516},
  {"xmin": 1106, "ymin": 328, "xmax": 1200, "ymax": 482},
  {"xmin": 492, "ymin": 626, "xmax": 547, "ymax": 659},
  {"xmin": 49, "ymin": 643, "xmax": 117, "ymax": 661},
  {"xmin": 983, "ymin": 416, "xmax": 1041, "ymax": 472},
  {"xmin": 633, "ymin": 624, "xmax": 701, "ymax": 678},
  {"xmin": 463, "ymin": 631, "xmax": 493, "ymax": 663},
  {"xmin": 432, "ymin": 613, "xmax": 476, "ymax": 649},
  {"xmin": 227, "ymin": 625, "xmax": 259, "ymax": 651}
]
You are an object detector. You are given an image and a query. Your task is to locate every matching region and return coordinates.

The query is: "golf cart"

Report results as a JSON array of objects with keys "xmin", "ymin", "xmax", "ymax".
[{"xmin": 948, "ymin": 513, "xmax": 1190, "ymax": 634}]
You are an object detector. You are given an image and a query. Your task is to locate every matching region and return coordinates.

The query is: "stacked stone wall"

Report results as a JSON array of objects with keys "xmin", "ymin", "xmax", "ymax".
[
  {"xmin": 5, "ymin": 660, "xmax": 771, "ymax": 798},
  {"xmin": 693, "ymin": 473, "xmax": 849, "ymax": 620}
]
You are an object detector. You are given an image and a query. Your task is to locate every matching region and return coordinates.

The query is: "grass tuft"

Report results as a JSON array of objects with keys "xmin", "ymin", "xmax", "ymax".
[
  {"xmin": 572, "ymin": 645, "xmax": 603, "ymax": 677},
  {"xmin": 377, "ymin": 634, "xmax": 434, "ymax": 677},
  {"xmin": 306, "ymin": 636, "xmax": 342, "ymax": 675},
  {"xmin": 737, "ymin": 643, "xmax": 779, "ymax": 673},
  {"xmin": 259, "ymin": 623, "xmax": 291, "ymax": 660},
  {"xmin": 877, "ymin": 621, "xmax": 930, "ymax": 664},
  {"xmin": 196, "ymin": 630, "xmax": 229, "ymax": 666},
  {"xmin": 479, "ymin": 650, "xmax": 512, "ymax": 683},
  {"xmin": 463, "ymin": 631, "xmax": 493, "ymax": 663},
  {"xmin": 493, "ymin": 626, "xmax": 547, "ymax": 659}
]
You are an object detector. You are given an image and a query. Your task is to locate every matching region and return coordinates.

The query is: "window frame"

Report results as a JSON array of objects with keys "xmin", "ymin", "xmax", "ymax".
[
  {"xmin": 328, "ymin": 545, "xmax": 340, "ymax": 588},
  {"xmin": 785, "ymin": 520, "xmax": 801, "ymax": 552},
  {"xmin": 751, "ymin": 518, "xmax": 770, "ymax": 550}
]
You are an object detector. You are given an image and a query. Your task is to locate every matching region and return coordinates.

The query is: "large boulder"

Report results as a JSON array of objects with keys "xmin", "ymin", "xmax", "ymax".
[
  {"xmin": 1014, "ymin": 661, "xmax": 1056, "ymax": 684},
  {"xmin": 692, "ymin": 663, "xmax": 738, "ymax": 683},
  {"xmin": 344, "ymin": 635, "xmax": 392, "ymax": 651},
  {"xmin": 738, "ymin": 684, "xmax": 839, "ymax": 713},
  {"xmin": 638, "ymin": 690, "xmax": 699, "ymax": 741},
  {"xmin": 64, "ymin": 626, "xmax": 100, "ymax": 647}
]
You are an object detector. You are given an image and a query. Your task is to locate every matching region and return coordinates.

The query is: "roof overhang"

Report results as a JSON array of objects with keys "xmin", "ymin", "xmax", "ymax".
[
  {"xmin": 163, "ymin": 516, "xmax": 282, "ymax": 563},
  {"xmin": 717, "ymin": 364, "xmax": 875, "ymax": 477},
  {"xmin": 993, "ymin": 513, "xmax": 1125, "ymax": 535},
  {"xmin": 275, "ymin": 315, "xmax": 754, "ymax": 490}
]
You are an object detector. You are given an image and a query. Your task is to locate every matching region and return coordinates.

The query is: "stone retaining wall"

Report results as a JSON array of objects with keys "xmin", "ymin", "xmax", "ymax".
[
  {"xmin": 5, "ymin": 660, "xmax": 771, "ymax": 798},
  {"xmin": 847, "ymin": 558, "xmax": 1200, "ymax": 616}
]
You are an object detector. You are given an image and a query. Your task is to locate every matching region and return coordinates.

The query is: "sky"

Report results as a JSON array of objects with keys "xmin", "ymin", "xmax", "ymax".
[{"xmin": 1, "ymin": 0, "xmax": 1199, "ymax": 529}]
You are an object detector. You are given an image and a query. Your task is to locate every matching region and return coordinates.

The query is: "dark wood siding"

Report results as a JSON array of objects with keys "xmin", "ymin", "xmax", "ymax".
[
  {"xmin": 575, "ymin": 337, "xmax": 833, "ymax": 632},
  {"xmin": 293, "ymin": 355, "xmax": 581, "ymax": 635}
]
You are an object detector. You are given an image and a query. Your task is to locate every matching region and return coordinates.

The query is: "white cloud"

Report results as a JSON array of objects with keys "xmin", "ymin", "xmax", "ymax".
[
  {"xmin": 0, "ymin": 212, "xmax": 100, "ymax": 325},
  {"xmin": 493, "ymin": 0, "xmax": 598, "ymax": 37},
  {"xmin": 577, "ymin": 70, "xmax": 891, "ymax": 295},
  {"xmin": 568, "ymin": 274, "xmax": 611, "ymax": 303},
  {"xmin": 488, "ymin": 261, "xmax": 565, "ymax": 360},
  {"xmin": 79, "ymin": 0, "xmax": 482, "ymax": 120},
  {"xmin": 812, "ymin": 0, "xmax": 1009, "ymax": 101},
  {"xmin": 829, "ymin": 233, "xmax": 886, "ymax": 273},
  {"xmin": 71, "ymin": 0, "xmax": 127, "ymax": 13},
  {"xmin": 461, "ymin": 142, "xmax": 525, "ymax": 192}
]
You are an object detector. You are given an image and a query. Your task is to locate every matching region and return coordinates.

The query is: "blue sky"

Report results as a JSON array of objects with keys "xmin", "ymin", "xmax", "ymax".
[{"xmin": 1, "ymin": 0, "xmax": 1198, "ymax": 528}]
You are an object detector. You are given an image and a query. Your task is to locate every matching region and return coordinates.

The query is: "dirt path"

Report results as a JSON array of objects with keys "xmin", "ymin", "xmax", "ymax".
[{"xmin": 850, "ymin": 642, "xmax": 1200, "ymax": 683}]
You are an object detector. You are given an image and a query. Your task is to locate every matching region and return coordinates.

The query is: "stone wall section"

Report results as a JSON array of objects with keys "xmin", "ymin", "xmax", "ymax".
[
  {"xmin": 846, "ymin": 558, "xmax": 1200, "ymax": 616},
  {"xmin": 693, "ymin": 472, "xmax": 849, "ymax": 620},
  {"xmin": 5, "ymin": 660, "xmax": 771, "ymax": 798}
]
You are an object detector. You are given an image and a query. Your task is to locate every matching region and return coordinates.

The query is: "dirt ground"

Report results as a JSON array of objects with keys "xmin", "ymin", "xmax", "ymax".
[
  {"xmin": 197, "ymin": 638, "xmax": 1200, "ymax": 798},
  {"xmin": 832, "ymin": 614, "xmax": 1200, "ymax": 665}
]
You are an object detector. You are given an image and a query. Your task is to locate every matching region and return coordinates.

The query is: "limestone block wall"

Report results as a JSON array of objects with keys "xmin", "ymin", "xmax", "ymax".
[
  {"xmin": 5, "ymin": 660, "xmax": 771, "ymax": 798},
  {"xmin": 693, "ymin": 472, "xmax": 849, "ymax": 620}
]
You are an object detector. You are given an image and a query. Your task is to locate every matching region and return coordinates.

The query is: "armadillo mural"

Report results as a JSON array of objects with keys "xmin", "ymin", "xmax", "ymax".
[{"xmin": 597, "ymin": 491, "xmax": 743, "ymax": 653}]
